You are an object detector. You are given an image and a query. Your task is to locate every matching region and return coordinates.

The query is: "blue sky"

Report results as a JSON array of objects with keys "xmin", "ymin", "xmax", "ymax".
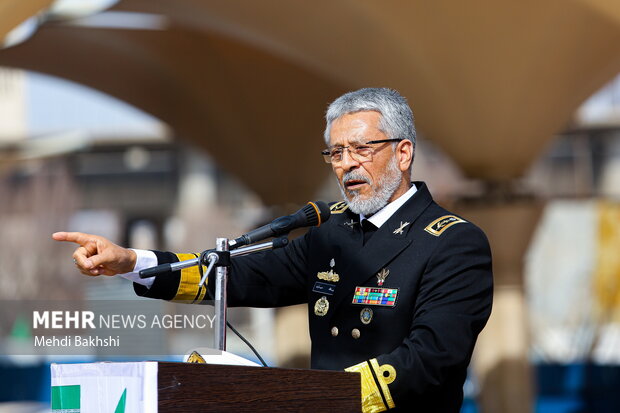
[{"xmin": 25, "ymin": 70, "xmax": 166, "ymax": 138}]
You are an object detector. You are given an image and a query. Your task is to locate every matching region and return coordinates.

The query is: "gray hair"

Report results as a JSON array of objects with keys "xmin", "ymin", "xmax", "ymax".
[{"xmin": 323, "ymin": 88, "xmax": 416, "ymax": 149}]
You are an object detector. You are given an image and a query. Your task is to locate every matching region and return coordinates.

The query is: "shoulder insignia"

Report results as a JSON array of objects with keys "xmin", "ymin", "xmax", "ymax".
[
  {"xmin": 424, "ymin": 215, "xmax": 467, "ymax": 236},
  {"xmin": 329, "ymin": 201, "xmax": 349, "ymax": 214}
]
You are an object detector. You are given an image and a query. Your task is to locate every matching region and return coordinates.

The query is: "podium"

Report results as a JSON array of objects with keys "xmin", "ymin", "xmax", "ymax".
[{"xmin": 51, "ymin": 361, "xmax": 361, "ymax": 412}]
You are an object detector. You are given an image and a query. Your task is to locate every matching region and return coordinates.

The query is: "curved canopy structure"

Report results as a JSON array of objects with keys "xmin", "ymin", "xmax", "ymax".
[{"xmin": 1, "ymin": 0, "xmax": 620, "ymax": 203}]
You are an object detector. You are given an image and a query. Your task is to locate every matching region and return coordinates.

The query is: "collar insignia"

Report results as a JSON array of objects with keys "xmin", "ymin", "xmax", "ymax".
[
  {"xmin": 393, "ymin": 221, "xmax": 410, "ymax": 235},
  {"xmin": 343, "ymin": 219, "xmax": 357, "ymax": 229}
]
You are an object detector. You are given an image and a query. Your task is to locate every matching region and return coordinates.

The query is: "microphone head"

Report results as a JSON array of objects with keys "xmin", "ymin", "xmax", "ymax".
[{"xmin": 304, "ymin": 201, "xmax": 331, "ymax": 227}]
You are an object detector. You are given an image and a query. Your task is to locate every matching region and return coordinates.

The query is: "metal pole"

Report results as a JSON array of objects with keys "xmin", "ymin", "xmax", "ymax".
[{"xmin": 214, "ymin": 237, "xmax": 229, "ymax": 351}]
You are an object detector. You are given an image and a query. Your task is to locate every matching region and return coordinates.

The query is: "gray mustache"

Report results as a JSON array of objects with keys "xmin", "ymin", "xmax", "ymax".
[{"xmin": 342, "ymin": 171, "xmax": 371, "ymax": 186}]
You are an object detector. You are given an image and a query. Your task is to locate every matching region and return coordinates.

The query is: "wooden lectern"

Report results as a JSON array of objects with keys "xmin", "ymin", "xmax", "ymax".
[
  {"xmin": 159, "ymin": 362, "xmax": 360, "ymax": 412},
  {"xmin": 51, "ymin": 361, "xmax": 361, "ymax": 412}
]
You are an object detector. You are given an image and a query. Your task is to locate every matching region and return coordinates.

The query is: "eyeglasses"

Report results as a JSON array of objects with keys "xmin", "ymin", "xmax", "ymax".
[{"xmin": 321, "ymin": 139, "xmax": 403, "ymax": 164}]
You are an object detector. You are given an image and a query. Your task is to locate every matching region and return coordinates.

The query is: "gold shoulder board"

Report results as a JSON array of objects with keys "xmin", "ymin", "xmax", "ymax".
[
  {"xmin": 424, "ymin": 215, "xmax": 466, "ymax": 236},
  {"xmin": 330, "ymin": 201, "xmax": 349, "ymax": 214}
]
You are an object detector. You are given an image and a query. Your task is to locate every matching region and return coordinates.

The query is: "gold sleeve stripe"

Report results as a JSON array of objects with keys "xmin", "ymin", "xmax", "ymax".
[
  {"xmin": 369, "ymin": 358, "xmax": 396, "ymax": 409},
  {"xmin": 173, "ymin": 253, "xmax": 204, "ymax": 301},
  {"xmin": 345, "ymin": 360, "xmax": 387, "ymax": 413}
]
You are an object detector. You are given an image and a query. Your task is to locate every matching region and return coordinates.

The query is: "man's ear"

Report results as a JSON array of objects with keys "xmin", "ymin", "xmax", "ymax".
[{"xmin": 396, "ymin": 139, "xmax": 414, "ymax": 172}]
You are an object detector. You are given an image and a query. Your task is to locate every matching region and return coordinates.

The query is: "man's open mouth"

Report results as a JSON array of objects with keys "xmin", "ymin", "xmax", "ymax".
[{"xmin": 344, "ymin": 179, "xmax": 368, "ymax": 190}]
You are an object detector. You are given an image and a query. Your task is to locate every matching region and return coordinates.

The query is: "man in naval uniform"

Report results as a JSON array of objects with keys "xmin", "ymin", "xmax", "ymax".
[{"xmin": 54, "ymin": 88, "xmax": 493, "ymax": 412}]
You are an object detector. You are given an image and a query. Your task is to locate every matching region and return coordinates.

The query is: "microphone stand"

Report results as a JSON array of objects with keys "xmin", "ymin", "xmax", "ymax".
[
  {"xmin": 140, "ymin": 237, "xmax": 288, "ymax": 352},
  {"xmin": 214, "ymin": 238, "xmax": 228, "ymax": 351}
]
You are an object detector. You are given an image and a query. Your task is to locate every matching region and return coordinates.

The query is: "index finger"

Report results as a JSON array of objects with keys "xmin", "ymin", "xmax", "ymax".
[{"xmin": 52, "ymin": 231, "xmax": 95, "ymax": 246}]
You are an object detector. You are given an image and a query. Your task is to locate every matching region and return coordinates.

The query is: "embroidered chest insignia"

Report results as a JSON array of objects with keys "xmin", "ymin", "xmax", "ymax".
[
  {"xmin": 314, "ymin": 296, "xmax": 329, "ymax": 316},
  {"xmin": 424, "ymin": 215, "xmax": 467, "ymax": 236},
  {"xmin": 317, "ymin": 270, "xmax": 340, "ymax": 282},
  {"xmin": 393, "ymin": 221, "xmax": 410, "ymax": 235},
  {"xmin": 317, "ymin": 258, "xmax": 340, "ymax": 282},
  {"xmin": 376, "ymin": 268, "xmax": 389, "ymax": 286}
]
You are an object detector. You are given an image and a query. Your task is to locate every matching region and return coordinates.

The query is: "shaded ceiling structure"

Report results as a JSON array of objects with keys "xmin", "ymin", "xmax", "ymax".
[{"xmin": 1, "ymin": 0, "xmax": 620, "ymax": 204}]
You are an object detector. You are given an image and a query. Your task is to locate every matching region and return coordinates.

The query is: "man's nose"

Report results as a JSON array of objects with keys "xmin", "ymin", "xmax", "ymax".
[{"xmin": 339, "ymin": 148, "xmax": 360, "ymax": 171}]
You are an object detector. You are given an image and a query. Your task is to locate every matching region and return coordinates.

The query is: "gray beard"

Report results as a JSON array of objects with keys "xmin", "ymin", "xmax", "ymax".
[{"xmin": 338, "ymin": 156, "xmax": 402, "ymax": 216}]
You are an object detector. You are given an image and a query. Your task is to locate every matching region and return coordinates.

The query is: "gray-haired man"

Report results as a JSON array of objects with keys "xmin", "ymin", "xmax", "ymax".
[{"xmin": 54, "ymin": 88, "xmax": 493, "ymax": 412}]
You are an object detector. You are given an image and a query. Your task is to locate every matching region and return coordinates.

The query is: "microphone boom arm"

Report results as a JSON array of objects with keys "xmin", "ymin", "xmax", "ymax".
[{"xmin": 138, "ymin": 238, "xmax": 289, "ymax": 279}]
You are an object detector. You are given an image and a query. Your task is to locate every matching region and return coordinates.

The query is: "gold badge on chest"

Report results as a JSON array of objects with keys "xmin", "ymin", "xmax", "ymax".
[
  {"xmin": 376, "ymin": 268, "xmax": 390, "ymax": 286},
  {"xmin": 317, "ymin": 258, "xmax": 340, "ymax": 282},
  {"xmin": 360, "ymin": 307, "xmax": 373, "ymax": 324},
  {"xmin": 317, "ymin": 270, "xmax": 340, "ymax": 282},
  {"xmin": 314, "ymin": 296, "xmax": 329, "ymax": 316}
]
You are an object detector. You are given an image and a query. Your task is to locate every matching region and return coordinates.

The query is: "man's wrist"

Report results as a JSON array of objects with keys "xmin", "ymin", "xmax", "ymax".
[
  {"xmin": 117, "ymin": 249, "xmax": 158, "ymax": 288},
  {"xmin": 129, "ymin": 249, "xmax": 158, "ymax": 273},
  {"xmin": 127, "ymin": 249, "xmax": 138, "ymax": 273}
]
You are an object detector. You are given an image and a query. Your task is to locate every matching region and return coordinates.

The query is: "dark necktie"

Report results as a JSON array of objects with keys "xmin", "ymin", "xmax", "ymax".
[{"xmin": 361, "ymin": 219, "xmax": 377, "ymax": 245}]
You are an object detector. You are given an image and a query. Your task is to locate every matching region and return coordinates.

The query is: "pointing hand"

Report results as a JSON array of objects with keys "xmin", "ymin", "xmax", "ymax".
[{"xmin": 52, "ymin": 232, "xmax": 137, "ymax": 276}]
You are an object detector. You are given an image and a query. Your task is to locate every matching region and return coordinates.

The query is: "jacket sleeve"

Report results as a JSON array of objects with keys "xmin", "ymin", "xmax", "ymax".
[
  {"xmin": 134, "ymin": 230, "xmax": 312, "ymax": 307},
  {"xmin": 133, "ymin": 250, "xmax": 206, "ymax": 302},
  {"xmin": 346, "ymin": 224, "xmax": 493, "ymax": 412}
]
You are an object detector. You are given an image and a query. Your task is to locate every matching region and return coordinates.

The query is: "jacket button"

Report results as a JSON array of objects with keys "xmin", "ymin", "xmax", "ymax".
[
  {"xmin": 331, "ymin": 326, "xmax": 339, "ymax": 337},
  {"xmin": 351, "ymin": 328, "xmax": 361, "ymax": 339}
]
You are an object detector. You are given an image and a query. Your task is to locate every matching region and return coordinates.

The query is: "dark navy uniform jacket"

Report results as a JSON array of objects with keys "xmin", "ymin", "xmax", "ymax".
[{"xmin": 135, "ymin": 182, "xmax": 493, "ymax": 412}]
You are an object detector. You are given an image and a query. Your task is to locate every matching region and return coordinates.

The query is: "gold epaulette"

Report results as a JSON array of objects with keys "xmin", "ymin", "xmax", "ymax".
[
  {"xmin": 330, "ymin": 201, "xmax": 349, "ymax": 214},
  {"xmin": 345, "ymin": 358, "xmax": 396, "ymax": 412},
  {"xmin": 172, "ymin": 253, "xmax": 208, "ymax": 302},
  {"xmin": 424, "ymin": 215, "xmax": 467, "ymax": 236}
]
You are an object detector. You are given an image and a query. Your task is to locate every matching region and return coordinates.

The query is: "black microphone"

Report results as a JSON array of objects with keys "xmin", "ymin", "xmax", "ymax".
[{"xmin": 229, "ymin": 201, "xmax": 330, "ymax": 249}]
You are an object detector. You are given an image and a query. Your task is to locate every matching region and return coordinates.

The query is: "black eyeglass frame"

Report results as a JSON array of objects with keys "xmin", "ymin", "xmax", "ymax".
[{"xmin": 321, "ymin": 138, "xmax": 404, "ymax": 163}]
